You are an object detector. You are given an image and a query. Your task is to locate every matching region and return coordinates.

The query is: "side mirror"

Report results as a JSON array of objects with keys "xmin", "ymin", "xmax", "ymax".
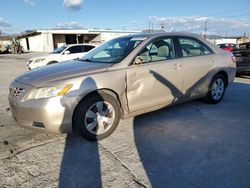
[
  {"xmin": 134, "ymin": 56, "xmax": 143, "ymax": 65},
  {"xmin": 64, "ymin": 50, "xmax": 70, "ymax": 55}
]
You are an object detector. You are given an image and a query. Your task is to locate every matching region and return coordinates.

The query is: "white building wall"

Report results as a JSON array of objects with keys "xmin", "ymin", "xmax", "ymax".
[
  {"xmin": 41, "ymin": 32, "xmax": 53, "ymax": 52},
  {"xmin": 20, "ymin": 33, "xmax": 53, "ymax": 52},
  {"xmin": 215, "ymin": 38, "xmax": 237, "ymax": 45},
  {"xmin": 28, "ymin": 35, "xmax": 44, "ymax": 52},
  {"xmin": 99, "ymin": 32, "xmax": 136, "ymax": 42}
]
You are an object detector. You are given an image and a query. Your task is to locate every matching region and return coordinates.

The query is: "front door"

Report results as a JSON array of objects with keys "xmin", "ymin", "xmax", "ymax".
[{"xmin": 126, "ymin": 37, "xmax": 183, "ymax": 112}]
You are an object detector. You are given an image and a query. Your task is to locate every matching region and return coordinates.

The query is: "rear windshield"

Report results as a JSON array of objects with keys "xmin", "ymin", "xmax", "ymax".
[
  {"xmin": 217, "ymin": 44, "xmax": 236, "ymax": 48},
  {"xmin": 239, "ymin": 43, "xmax": 250, "ymax": 49}
]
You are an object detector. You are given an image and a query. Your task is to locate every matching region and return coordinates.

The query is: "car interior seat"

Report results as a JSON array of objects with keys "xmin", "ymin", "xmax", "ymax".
[{"xmin": 156, "ymin": 45, "xmax": 170, "ymax": 61}]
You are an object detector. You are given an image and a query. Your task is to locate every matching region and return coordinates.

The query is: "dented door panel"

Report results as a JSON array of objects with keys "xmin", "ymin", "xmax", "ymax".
[{"xmin": 126, "ymin": 60, "xmax": 183, "ymax": 112}]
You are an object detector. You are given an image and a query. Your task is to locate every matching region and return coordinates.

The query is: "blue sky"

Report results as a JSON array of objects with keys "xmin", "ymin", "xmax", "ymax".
[{"xmin": 0, "ymin": 0, "xmax": 249, "ymax": 36}]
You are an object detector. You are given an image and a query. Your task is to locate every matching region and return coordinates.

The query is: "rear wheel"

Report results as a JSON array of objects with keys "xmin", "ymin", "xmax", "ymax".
[
  {"xmin": 205, "ymin": 74, "xmax": 226, "ymax": 104},
  {"xmin": 73, "ymin": 92, "xmax": 121, "ymax": 141}
]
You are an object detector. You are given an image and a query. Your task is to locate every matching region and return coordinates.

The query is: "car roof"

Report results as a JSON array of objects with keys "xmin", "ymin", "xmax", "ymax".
[
  {"xmin": 121, "ymin": 32, "xmax": 222, "ymax": 55},
  {"xmin": 121, "ymin": 32, "xmax": 202, "ymax": 39},
  {"xmin": 65, "ymin": 44, "xmax": 96, "ymax": 47},
  {"xmin": 217, "ymin": 43, "xmax": 235, "ymax": 45}
]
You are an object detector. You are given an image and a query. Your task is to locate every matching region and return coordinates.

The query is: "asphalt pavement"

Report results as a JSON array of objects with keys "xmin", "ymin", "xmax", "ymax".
[{"xmin": 0, "ymin": 53, "xmax": 250, "ymax": 188}]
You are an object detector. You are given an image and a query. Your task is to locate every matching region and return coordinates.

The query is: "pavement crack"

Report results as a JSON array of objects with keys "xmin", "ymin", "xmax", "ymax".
[
  {"xmin": 0, "ymin": 137, "xmax": 65, "ymax": 160},
  {"xmin": 99, "ymin": 143, "xmax": 149, "ymax": 188}
]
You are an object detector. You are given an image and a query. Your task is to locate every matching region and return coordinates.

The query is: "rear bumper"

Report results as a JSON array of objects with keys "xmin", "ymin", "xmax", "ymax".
[{"xmin": 236, "ymin": 66, "xmax": 250, "ymax": 74}]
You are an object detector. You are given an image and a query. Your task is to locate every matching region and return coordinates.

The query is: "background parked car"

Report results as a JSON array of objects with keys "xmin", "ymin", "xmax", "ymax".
[
  {"xmin": 232, "ymin": 42, "xmax": 250, "ymax": 75},
  {"xmin": 216, "ymin": 43, "xmax": 236, "ymax": 52},
  {"xmin": 27, "ymin": 44, "xmax": 96, "ymax": 70}
]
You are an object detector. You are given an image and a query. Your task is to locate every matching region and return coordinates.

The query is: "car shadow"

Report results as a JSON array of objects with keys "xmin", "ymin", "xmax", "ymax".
[
  {"xmin": 59, "ymin": 134, "xmax": 102, "ymax": 187},
  {"xmin": 133, "ymin": 81, "xmax": 250, "ymax": 188},
  {"xmin": 59, "ymin": 77, "xmax": 102, "ymax": 188},
  {"xmin": 58, "ymin": 68, "xmax": 249, "ymax": 187}
]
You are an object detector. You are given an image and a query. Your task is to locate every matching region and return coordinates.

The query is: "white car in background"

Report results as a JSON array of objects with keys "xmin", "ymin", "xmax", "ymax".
[{"xmin": 27, "ymin": 44, "xmax": 96, "ymax": 70}]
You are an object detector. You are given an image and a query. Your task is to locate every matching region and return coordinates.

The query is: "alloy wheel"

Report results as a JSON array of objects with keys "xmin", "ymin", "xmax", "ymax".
[
  {"xmin": 211, "ymin": 78, "xmax": 225, "ymax": 101},
  {"xmin": 84, "ymin": 101, "xmax": 115, "ymax": 135}
]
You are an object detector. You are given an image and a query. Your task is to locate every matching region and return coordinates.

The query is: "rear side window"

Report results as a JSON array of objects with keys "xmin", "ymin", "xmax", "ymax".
[
  {"xmin": 82, "ymin": 45, "xmax": 95, "ymax": 52},
  {"xmin": 67, "ymin": 46, "xmax": 83, "ymax": 53},
  {"xmin": 179, "ymin": 37, "xmax": 212, "ymax": 57}
]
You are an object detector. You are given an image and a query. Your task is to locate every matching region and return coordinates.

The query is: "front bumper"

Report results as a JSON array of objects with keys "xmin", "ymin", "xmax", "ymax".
[
  {"xmin": 9, "ymin": 81, "xmax": 79, "ymax": 134},
  {"xmin": 27, "ymin": 60, "xmax": 47, "ymax": 70}
]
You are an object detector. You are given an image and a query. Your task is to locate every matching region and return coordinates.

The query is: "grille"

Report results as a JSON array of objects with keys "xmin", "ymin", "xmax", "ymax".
[{"xmin": 9, "ymin": 86, "xmax": 25, "ymax": 102}]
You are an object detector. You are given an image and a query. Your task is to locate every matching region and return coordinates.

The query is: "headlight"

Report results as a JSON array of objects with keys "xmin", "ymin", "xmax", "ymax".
[
  {"xmin": 23, "ymin": 84, "xmax": 73, "ymax": 101},
  {"xmin": 34, "ymin": 58, "xmax": 46, "ymax": 63},
  {"xmin": 27, "ymin": 60, "xmax": 33, "ymax": 65}
]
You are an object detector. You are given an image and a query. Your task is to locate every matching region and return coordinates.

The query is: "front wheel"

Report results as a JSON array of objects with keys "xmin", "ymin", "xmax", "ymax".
[
  {"xmin": 73, "ymin": 92, "xmax": 121, "ymax": 141},
  {"xmin": 205, "ymin": 74, "xmax": 226, "ymax": 104}
]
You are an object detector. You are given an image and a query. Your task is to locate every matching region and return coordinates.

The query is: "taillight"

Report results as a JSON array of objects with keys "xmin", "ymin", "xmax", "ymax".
[{"xmin": 231, "ymin": 56, "xmax": 236, "ymax": 63}]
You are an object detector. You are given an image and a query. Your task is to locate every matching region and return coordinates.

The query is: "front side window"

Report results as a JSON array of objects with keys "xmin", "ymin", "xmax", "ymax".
[
  {"xmin": 52, "ymin": 46, "xmax": 67, "ymax": 54},
  {"xmin": 138, "ymin": 38, "xmax": 175, "ymax": 63},
  {"xmin": 179, "ymin": 37, "xmax": 212, "ymax": 57},
  {"xmin": 80, "ymin": 37, "xmax": 145, "ymax": 63}
]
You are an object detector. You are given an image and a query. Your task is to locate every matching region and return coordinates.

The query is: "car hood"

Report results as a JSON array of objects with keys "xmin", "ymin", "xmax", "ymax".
[
  {"xmin": 15, "ymin": 60, "xmax": 112, "ymax": 87},
  {"xmin": 30, "ymin": 53, "xmax": 59, "ymax": 61}
]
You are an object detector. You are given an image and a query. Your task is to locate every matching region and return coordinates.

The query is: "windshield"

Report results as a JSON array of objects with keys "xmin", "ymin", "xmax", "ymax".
[
  {"xmin": 80, "ymin": 37, "xmax": 146, "ymax": 63},
  {"xmin": 51, "ymin": 46, "xmax": 67, "ymax": 54}
]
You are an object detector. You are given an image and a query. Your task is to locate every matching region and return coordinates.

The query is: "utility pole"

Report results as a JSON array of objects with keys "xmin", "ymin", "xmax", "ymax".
[
  {"xmin": 148, "ymin": 21, "xmax": 151, "ymax": 33},
  {"xmin": 204, "ymin": 21, "xmax": 207, "ymax": 39},
  {"xmin": 243, "ymin": 32, "xmax": 246, "ymax": 43}
]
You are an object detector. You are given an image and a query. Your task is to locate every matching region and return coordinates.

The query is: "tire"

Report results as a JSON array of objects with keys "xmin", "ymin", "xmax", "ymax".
[
  {"xmin": 73, "ymin": 92, "xmax": 121, "ymax": 141},
  {"xmin": 47, "ymin": 61, "xmax": 58, "ymax": 65},
  {"xmin": 205, "ymin": 74, "xmax": 226, "ymax": 104}
]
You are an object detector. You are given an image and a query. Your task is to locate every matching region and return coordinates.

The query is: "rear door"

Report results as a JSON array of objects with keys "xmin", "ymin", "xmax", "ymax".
[{"xmin": 176, "ymin": 37, "xmax": 215, "ymax": 99}]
